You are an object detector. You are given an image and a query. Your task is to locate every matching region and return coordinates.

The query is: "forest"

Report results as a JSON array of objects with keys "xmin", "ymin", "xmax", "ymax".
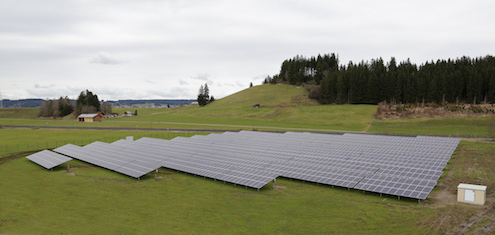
[{"xmin": 265, "ymin": 53, "xmax": 495, "ymax": 104}]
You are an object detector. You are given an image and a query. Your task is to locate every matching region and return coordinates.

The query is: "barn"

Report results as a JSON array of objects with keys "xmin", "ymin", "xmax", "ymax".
[{"xmin": 77, "ymin": 113, "xmax": 103, "ymax": 122}]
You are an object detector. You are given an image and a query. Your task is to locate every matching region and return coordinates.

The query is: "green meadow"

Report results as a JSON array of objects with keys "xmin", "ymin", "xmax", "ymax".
[
  {"xmin": 1, "ymin": 85, "xmax": 494, "ymax": 136},
  {"xmin": 1, "ymin": 128, "xmax": 493, "ymax": 234},
  {"xmin": 1, "ymin": 82, "xmax": 495, "ymax": 233}
]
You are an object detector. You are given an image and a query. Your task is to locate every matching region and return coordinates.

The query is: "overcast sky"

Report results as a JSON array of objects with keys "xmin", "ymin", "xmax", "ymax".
[{"xmin": 1, "ymin": 0, "xmax": 494, "ymax": 100}]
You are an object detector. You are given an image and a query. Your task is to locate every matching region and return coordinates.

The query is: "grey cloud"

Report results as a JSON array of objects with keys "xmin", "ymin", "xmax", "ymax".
[
  {"xmin": 179, "ymin": 79, "xmax": 189, "ymax": 85},
  {"xmin": 89, "ymin": 52, "xmax": 127, "ymax": 65},
  {"xmin": 154, "ymin": 86, "xmax": 195, "ymax": 99},
  {"xmin": 2, "ymin": 0, "xmax": 495, "ymax": 100},
  {"xmin": 34, "ymin": 83, "xmax": 55, "ymax": 89},
  {"xmin": 191, "ymin": 73, "xmax": 210, "ymax": 81},
  {"xmin": 26, "ymin": 86, "xmax": 82, "ymax": 99},
  {"xmin": 191, "ymin": 73, "xmax": 214, "ymax": 85},
  {"xmin": 145, "ymin": 79, "xmax": 157, "ymax": 84},
  {"xmin": 253, "ymin": 74, "xmax": 269, "ymax": 81}
]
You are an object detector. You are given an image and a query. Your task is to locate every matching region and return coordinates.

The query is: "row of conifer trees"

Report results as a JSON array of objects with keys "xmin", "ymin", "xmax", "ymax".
[{"xmin": 265, "ymin": 53, "xmax": 495, "ymax": 104}]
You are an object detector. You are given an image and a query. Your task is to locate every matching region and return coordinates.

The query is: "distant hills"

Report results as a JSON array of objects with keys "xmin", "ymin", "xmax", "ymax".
[
  {"xmin": 1, "ymin": 99, "xmax": 195, "ymax": 108},
  {"xmin": 1, "ymin": 99, "xmax": 45, "ymax": 108}
]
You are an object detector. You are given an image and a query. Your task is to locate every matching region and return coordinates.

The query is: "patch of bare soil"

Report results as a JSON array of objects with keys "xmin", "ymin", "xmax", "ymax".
[
  {"xmin": 274, "ymin": 185, "xmax": 288, "ymax": 195},
  {"xmin": 420, "ymin": 143, "xmax": 495, "ymax": 234},
  {"xmin": 375, "ymin": 102, "xmax": 495, "ymax": 120}
]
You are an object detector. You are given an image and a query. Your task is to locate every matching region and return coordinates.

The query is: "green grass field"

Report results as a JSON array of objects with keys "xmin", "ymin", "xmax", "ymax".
[
  {"xmin": 2, "ymin": 96, "xmax": 495, "ymax": 234},
  {"xmin": 1, "ymin": 128, "xmax": 493, "ymax": 234},
  {"xmin": 0, "ymin": 108, "xmax": 39, "ymax": 119},
  {"xmin": 0, "ymin": 85, "xmax": 377, "ymax": 131},
  {"xmin": 1, "ymin": 84, "xmax": 495, "ymax": 136},
  {"xmin": 369, "ymin": 117, "xmax": 493, "ymax": 136},
  {"xmin": 0, "ymin": 149, "xmax": 432, "ymax": 234}
]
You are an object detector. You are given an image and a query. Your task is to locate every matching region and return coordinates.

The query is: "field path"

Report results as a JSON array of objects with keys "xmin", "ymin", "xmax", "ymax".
[{"xmin": 363, "ymin": 118, "xmax": 375, "ymax": 132}]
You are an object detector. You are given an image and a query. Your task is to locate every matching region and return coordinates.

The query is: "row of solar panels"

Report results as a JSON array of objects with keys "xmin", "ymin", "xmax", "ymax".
[{"xmin": 26, "ymin": 131, "xmax": 460, "ymax": 200}]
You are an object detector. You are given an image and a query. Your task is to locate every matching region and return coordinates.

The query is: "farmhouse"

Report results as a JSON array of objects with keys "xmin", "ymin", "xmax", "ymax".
[{"xmin": 77, "ymin": 113, "xmax": 103, "ymax": 122}]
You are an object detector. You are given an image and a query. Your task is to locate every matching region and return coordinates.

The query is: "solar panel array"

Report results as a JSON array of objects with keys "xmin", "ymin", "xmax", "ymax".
[
  {"xmin": 54, "ymin": 142, "xmax": 161, "ymax": 178},
  {"xmin": 26, "ymin": 150, "xmax": 72, "ymax": 169},
  {"xmin": 51, "ymin": 131, "xmax": 460, "ymax": 200}
]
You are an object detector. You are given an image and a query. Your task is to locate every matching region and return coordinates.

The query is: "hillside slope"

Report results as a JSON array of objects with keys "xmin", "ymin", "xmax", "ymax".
[
  {"xmin": 0, "ymin": 85, "xmax": 378, "ymax": 132},
  {"xmin": 116, "ymin": 84, "xmax": 377, "ymax": 131},
  {"xmin": 210, "ymin": 84, "xmax": 318, "ymax": 107}
]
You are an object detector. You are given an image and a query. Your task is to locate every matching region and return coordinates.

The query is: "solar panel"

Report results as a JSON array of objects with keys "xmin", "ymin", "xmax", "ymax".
[
  {"xmin": 26, "ymin": 150, "xmax": 72, "ymax": 169},
  {"xmin": 54, "ymin": 143, "xmax": 158, "ymax": 178},
  {"xmin": 47, "ymin": 131, "xmax": 460, "ymax": 197}
]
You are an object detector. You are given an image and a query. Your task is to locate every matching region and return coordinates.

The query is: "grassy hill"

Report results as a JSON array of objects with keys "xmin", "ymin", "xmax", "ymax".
[
  {"xmin": 110, "ymin": 85, "xmax": 377, "ymax": 131},
  {"xmin": 2, "ymin": 84, "xmax": 495, "ymax": 135}
]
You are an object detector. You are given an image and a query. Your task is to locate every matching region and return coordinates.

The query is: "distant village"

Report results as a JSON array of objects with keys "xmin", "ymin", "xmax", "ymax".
[{"xmin": 0, "ymin": 99, "xmax": 196, "ymax": 108}]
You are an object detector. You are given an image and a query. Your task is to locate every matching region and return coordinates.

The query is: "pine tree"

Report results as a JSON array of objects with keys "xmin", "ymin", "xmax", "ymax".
[
  {"xmin": 76, "ymin": 90, "xmax": 100, "ymax": 115},
  {"xmin": 197, "ymin": 83, "xmax": 212, "ymax": 106},
  {"xmin": 58, "ymin": 96, "xmax": 73, "ymax": 117}
]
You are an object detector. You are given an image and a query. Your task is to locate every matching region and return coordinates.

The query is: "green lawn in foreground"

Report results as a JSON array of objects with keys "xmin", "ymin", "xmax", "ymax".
[
  {"xmin": 1, "ymin": 129, "xmax": 493, "ymax": 233},
  {"xmin": 0, "ymin": 154, "xmax": 432, "ymax": 234}
]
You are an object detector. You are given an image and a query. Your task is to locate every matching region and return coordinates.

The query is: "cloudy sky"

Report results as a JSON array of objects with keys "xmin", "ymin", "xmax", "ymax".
[{"xmin": 1, "ymin": 0, "xmax": 494, "ymax": 100}]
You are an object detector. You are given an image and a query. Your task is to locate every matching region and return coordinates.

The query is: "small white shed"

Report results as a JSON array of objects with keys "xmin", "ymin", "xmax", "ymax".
[{"xmin": 457, "ymin": 183, "xmax": 487, "ymax": 205}]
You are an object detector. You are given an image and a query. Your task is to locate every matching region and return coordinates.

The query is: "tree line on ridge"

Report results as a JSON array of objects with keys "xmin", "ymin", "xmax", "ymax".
[{"xmin": 264, "ymin": 53, "xmax": 495, "ymax": 105}]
